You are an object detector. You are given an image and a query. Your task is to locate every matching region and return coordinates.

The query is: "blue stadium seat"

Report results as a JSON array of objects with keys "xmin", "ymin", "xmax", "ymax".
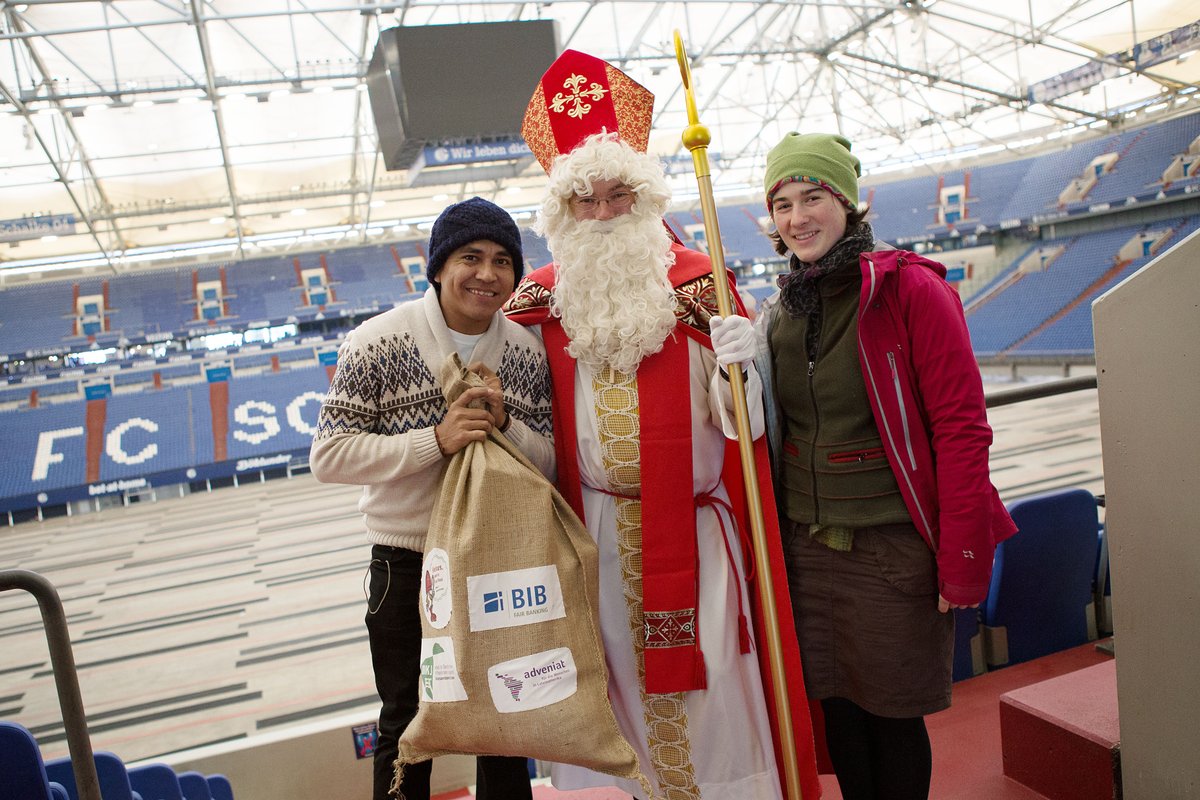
[
  {"xmin": 982, "ymin": 488, "xmax": 1101, "ymax": 668},
  {"xmin": 205, "ymin": 774, "xmax": 234, "ymax": 800},
  {"xmin": 45, "ymin": 751, "xmax": 139, "ymax": 800},
  {"xmin": 176, "ymin": 771, "xmax": 213, "ymax": 800},
  {"xmin": 49, "ymin": 784, "xmax": 70, "ymax": 800},
  {"xmin": 127, "ymin": 763, "xmax": 185, "ymax": 800},
  {"xmin": 952, "ymin": 607, "xmax": 985, "ymax": 681},
  {"xmin": 0, "ymin": 720, "xmax": 57, "ymax": 800}
]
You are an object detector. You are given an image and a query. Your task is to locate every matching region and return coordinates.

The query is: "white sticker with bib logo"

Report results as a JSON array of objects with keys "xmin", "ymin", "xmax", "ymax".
[
  {"xmin": 466, "ymin": 564, "xmax": 565, "ymax": 632},
  {"xmin": 488, "ymin": 647, "xmax": 578, "ymax": 713},
  {"xmin": 419, "ymin": 636, "xmax": 468, "ymax": 702}
]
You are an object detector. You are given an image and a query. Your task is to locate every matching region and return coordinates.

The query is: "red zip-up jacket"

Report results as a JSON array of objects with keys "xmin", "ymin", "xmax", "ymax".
[{"xmin": 757, "ymin": 248, "xmax": 1017, "ymax": 605}]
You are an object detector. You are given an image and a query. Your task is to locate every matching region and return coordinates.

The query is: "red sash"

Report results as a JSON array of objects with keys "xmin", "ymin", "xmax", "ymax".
[{"xmin": 542, "ymin": 320, "xmax": 706, "ymax": 692}]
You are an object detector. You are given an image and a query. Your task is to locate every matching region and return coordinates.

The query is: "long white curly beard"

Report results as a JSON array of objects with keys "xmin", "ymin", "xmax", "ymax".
[{"xmin": 545, "ymin": 209, "xmax": 678, "ymax": 375}]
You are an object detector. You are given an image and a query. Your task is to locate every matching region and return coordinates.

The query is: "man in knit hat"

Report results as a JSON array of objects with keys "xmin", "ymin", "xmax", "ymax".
[
  {"xmin": 505, "ymin": 50, "xmax": 821, "ymax": 800},
  {"xmin": 310, "ymin": 197, "xmax": 554, "ymax": 800},
  {"xmin": 753, "ymin": 132, "xmax": 1016, "ymax": 800}
]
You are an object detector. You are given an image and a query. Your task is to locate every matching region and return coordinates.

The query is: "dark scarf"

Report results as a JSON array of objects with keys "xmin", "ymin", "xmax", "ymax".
[{"xmin": 776, "ymin": 221, "xmax": 876, "ymax": 320}]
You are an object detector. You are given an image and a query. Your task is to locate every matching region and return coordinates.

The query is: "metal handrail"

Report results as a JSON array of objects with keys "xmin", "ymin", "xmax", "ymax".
[
  {"xmin": 985, "ymin": 374, "xmax": 1097, "ymax": 408},
  {"xmin": 0, "ymin": 569, "xmax": 102, "ymax": 800}
]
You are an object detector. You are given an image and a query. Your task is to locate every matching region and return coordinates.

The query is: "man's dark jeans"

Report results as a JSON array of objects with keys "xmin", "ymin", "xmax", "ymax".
[{"xmin": 366, "ymin": 544, "xmax": 532, "ymax": 800}]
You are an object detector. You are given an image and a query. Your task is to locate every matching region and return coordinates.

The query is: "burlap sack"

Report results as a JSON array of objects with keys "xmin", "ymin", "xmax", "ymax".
[{"xmin": 393, "ymin": 355, "xmax": 646, "ymax": 797}]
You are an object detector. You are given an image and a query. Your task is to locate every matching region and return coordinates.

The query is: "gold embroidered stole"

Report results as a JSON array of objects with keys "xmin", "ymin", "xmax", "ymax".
[{"xmin": 592, "ymin": 365, "xmax": 701, "ymax": 799}]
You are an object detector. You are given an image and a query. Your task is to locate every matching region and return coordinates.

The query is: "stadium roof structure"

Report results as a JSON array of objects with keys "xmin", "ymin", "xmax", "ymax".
[{"xmin": 1, "ymin": 0, "xmax": 1197, "ymax": 278}]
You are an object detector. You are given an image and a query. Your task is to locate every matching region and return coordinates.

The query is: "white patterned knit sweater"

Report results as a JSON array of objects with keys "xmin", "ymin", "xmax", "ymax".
[{"xmin": 309, "ymin": 288, "xmax": 554, "ymax": 552}]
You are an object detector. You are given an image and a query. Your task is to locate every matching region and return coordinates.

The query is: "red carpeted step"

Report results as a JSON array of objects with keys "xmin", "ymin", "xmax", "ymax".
[{"xmin": 999, "ymin": 660, "xmax": 1120, "ymax": 800}]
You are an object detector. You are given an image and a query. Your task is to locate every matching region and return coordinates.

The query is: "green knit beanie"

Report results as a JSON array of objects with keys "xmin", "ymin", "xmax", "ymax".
[{"xmin": 764, "ymin": 132, "xmax": 861, "ymax": 211}]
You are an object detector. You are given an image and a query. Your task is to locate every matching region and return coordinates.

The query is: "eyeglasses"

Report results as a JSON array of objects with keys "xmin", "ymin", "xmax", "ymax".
[{"xmin": 570, "ymin": 189, "xmax": 636, "ymax": 215}]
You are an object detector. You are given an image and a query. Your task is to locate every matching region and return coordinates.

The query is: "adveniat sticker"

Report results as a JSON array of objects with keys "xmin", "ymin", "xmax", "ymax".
[{"xmin": 488, "ymin": 647, "xmax": 577, "ymax": 713}]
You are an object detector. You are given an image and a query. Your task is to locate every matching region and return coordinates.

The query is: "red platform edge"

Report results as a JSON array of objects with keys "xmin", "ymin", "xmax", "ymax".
[{"xmin": 999, "ymin": 660, "xmax": 1120, "ymax": 800}]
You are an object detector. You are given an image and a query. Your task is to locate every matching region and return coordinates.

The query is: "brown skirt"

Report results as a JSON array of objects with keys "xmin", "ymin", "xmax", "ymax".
[{"xmin": 784, "ymin": 520, "xmax": 954, "ymax": 718}]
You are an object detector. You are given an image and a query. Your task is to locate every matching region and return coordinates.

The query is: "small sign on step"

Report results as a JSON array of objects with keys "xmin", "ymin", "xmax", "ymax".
[{"xmin": 352, "ymin": 722, "xmax": 378, "ymax": 759}]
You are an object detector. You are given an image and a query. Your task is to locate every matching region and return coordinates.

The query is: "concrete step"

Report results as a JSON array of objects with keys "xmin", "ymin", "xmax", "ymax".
[{"xmin": 999, "ymin": 659, "xmax": 1120, "ymax": 800}]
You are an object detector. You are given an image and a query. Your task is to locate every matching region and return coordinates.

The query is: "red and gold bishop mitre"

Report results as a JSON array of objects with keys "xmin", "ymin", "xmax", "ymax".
[{"xmin": 522, "ymin": 48, "xmax": 655, "ymax": 173}]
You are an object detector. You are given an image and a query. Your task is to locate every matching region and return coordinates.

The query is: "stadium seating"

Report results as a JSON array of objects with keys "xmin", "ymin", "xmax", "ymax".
[
  {"xmin": 1008, "ymin": 137, "xmax": 1116, "ymax": 220},
  {"xmin": 176, "ymin": 771, "xmax": 213, "ymax": 800},
  {"xmin": 865, "ymin": 177, "xmax": 943, "ymax": 243},
  {"xmin": 0, "ymin": 280, "xmax": 77, "ymax": 355},
  {"xmin": 154, "ymin": 363, "xmax": 203, "ymax": 386},
  {"xmin": 3, "ymin": 722, "xmax": 234, "ymax": 800},
  {"xmin": 274, "ymin": 346, "xmax": 317, "ymax": 368},
  {"xmin": 108, "ymin": 270, "xmax": 194, "ymax": 336},
  {"xmin": 520, "ymin": 229, "xmax": 553, "ymax": 268},
  {"xmin": 113, "ymin": 369, "xmax": 157, "ymax": 388},
  {"xmin": 952, "ymin": 161, "xmax": 1027, "ymax": 228},
  {"xmin": 0, "ymin": 355, "xmax": 335, "ymax": 511},
  {"xmin": 1014, "ymin": 215, "xmax": 1198, "ymax": 356},
  {"xmin": 1085, "ymin": 114, "xmax": 1200, "ymax": 206},
  {"xmin": 3, "ymin": 113, "xmax": 1200, "ymax": 363},
  {"xmin": 232, "ymin": 352, "xmax": 275, "ymax": 371},
  {"xmin": 664, "ymin": 207, "xmax": 772, "ymax": 261},
  {"xmin": 2, "ymin": 724, "xmax": 233, "ymax": 800},
  {"xmin": 0, "ymin": 720, "xmax": 59, "ymax": 800},
  {"xmin": 714, "ymin": 204, "xmax": 778, "ymax": 263},
  {"xmin": 31, "ymin": 380, "xmax": 82, "ymax": 404},
  {"xmin": 0, "ymin": 384, "xmax": 39, "ymax": 406},
  {"xmin": 44, "ymin": 751, "xmax": 139, "ymax": 800},
  {"xmin": 205, "ymin": 775, "xmax": 235, "ymax": 800},
  {"xmin": 128, "ymin": 763, "xmax": 186, "ymax": 800},
  {"xmin": 982, "ymin": 488, "xmax": 1101, "ymax": 668},
  {"xmin": 966, "ymin": 223, "xmax": 1143, "ymax": 355},
  {"xmin": 318, "ymin": 242, "xmax": 422, "ymax": 309}
]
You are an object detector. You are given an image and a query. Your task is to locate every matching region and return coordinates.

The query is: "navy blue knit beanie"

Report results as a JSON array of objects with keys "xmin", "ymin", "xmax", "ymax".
[{"xmin": 426, "ymin": 197, "xmax": 525, "ymax": 287}]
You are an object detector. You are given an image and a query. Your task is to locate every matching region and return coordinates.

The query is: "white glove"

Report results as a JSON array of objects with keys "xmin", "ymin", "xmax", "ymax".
[{"xmin": 709, "ymin": 314, "xmax": 755, "ymax": 368}]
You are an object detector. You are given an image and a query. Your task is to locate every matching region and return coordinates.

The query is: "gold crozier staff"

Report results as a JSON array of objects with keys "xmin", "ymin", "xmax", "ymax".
[{"xmin": 673, "ymin": 29, "xmax": 805, "ymax": 800}]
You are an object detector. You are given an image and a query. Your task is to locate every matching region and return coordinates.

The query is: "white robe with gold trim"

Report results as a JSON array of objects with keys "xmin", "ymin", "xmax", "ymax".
[{"xmin": 549, "ymin": 335, "xmax": 781, "ymax": 800}]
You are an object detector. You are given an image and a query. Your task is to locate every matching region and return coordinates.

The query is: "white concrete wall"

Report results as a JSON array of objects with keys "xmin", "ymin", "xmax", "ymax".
[
  {"xmin": 148, "ymin": 710, "xmax": 475, "ymax": 800},
  {"xmin": 1093, "ymin": 227, "xmax": 1200, "ymax": 799}
]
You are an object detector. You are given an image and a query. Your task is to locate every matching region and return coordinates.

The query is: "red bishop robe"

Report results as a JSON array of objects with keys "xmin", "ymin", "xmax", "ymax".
[{"xmin": 504, "ymin": 242, "xmax": 822, "ymax": 800}]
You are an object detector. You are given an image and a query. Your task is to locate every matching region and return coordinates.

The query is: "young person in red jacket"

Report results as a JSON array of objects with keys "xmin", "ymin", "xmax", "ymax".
[{"xmin": 740, "ymin": 132, "xmax": 1017, "ymax": 800}]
